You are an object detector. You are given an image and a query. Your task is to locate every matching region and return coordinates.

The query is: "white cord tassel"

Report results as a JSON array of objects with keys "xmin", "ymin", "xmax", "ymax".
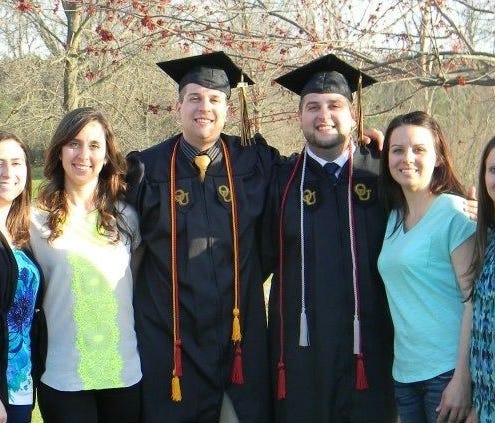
[
  {"xmin": 299, "ymin": 149, "xmax": 310, "ymax": 347},
  {"xmin": 299, "ymin": 308, "xmax": 309, "ymax": 347},
  {"xmin": 353, "ymin": 314, "xmax": 360, "ymax": 354}
]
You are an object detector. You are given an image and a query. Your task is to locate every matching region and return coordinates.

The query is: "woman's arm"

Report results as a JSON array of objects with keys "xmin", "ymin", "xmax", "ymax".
[{"xmin": 436, "ymin": 234, "xmax": 475, "ymax": 423}]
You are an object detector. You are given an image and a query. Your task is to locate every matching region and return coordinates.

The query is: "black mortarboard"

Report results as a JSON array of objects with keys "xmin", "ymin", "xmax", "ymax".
[
  {"xmin": 157, "ymin": 51, "xmax": 254, "ymax": 99},
  {"xmin": 275, "ymin": 54, "xmax": 378, "ymax": 144},
  {"xmin": 274, "ymin": 53, "xmax": 377, "ymax": 100}
]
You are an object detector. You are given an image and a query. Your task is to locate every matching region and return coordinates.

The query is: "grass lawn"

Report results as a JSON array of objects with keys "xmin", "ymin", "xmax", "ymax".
[{"xmin": 32, "ymin": 166, "xmax": 43, "ymax": 195}]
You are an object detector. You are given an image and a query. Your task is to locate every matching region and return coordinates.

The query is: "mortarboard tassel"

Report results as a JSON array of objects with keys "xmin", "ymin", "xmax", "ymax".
[
  {"xmin": 356, "ymin": 74, "xmax": 365, "ymax": 146},
  {"xmin": 277, "ymin": 361, "xmax": 286, "ymax": 400},
  {"xmin": 231, "ymin": 343, "xmax": 245, "ymax": 384},
  {"xmin": 237, "ymin": 77, "xmax": 252, "ymax": 147}
]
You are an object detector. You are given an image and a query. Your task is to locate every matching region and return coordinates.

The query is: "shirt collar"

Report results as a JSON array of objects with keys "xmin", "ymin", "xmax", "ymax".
[
  {"xmin": 180, "ymin": 136, "xmax": 221, "ymax": 163},
  {"xmin": 305, "ymin": 141, "xmax": 356, "ymax": 169}
]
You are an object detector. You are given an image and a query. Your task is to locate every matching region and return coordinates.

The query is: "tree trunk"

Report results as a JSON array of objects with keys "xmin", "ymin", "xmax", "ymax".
[{"xmin": 63, "ymin": 1, "xmax": 83, "ymax": 112}]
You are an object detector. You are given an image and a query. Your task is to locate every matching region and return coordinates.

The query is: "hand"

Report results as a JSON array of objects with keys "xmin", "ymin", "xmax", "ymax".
[
  {"xmin": 361, "ymin": 128, "xmax": 384, "ymax": 151},
  {"xmin": 463, "ymin": 186, "xmax": 477, "ymax": 221},
  {"xmin": 436, "ymin": 372, "xmax": 472, "ymax": 422},
  {"xmin": 0, "ymin": 399, "xmax": 6, "ymax": 423}
]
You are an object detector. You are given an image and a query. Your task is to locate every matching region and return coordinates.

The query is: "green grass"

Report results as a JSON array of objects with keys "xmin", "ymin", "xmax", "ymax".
[{"xmin": 32, "ymin": 166, "xmax": 43, "ymax": 195}]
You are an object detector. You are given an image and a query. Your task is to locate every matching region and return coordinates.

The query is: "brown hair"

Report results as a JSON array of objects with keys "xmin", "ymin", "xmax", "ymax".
[
  {"xmin": 471, "ymin": 136, "xmax": 495, "ymax": 279},
  {"xmin": 380, "ymin": 110, "xmax": 465, "ymax": 232},
  {"xmin": 0, "ymin": 131, "xmax": 32, "ymax": 248},
  {"xmin": 37, "ymin": 107, "xmax": 129, "ymax": 242}
]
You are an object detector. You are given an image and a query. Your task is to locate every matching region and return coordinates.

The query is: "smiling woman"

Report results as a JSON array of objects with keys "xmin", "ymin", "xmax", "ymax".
[
  {"xmin": 29, "ymin": 108, "xmax": 143, "ymax": 423},
  {"xmin": 378, "ymin": 111, "xmax": 476, "ymax": 422}
]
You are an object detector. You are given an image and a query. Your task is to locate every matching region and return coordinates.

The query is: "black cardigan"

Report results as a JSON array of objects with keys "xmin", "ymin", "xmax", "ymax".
[{"xmin": 0, "ymin": 231, "xmax": 46, "ymax": 407}]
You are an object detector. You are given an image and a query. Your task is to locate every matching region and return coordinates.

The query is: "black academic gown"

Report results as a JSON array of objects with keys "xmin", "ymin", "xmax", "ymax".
[
  {"xmin": 127, "ymin": 133, "xmax": 279, "ymax": 423},
  {"xmin": 266, "ymin": 145, "xmax": 396, "ymax": 423}
]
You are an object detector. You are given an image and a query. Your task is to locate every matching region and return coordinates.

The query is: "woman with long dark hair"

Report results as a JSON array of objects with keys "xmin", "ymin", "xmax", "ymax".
[
  {"xmin": 378, "ymin": 111, "xmax": 475, "ymax": 423},
  {"xmin": 30, "ymin": 107, "xmax": 142, "ymax": 423}
]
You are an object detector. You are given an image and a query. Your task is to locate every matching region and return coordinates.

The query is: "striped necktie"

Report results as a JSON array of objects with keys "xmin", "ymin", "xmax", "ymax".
[{"xmin": 194, "ymin": 154, "xmax": 211, "ymax": 182}]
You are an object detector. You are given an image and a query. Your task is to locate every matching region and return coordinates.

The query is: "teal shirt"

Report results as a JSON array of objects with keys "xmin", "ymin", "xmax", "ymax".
[{"xmin": 378, "ymin": 193, "xmax": 475, "ymax": 383}]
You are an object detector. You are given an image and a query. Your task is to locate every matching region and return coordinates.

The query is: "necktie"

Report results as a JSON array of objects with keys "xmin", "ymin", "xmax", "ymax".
[
  {"xmin": 194, "ymin": 154, "xmax": 211, "ymax": 182},
  {"xmin": 324, "ymin": 162, "xmax": 340, "ymax": 184}
]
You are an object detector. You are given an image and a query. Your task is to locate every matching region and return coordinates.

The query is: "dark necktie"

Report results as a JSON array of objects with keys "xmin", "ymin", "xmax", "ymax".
[
  {"xmin": 324, "ymin": 162, "xmax": 340, "ymax": 184},
  {"xmin": 194, "ymin": 154, "xmax": 211, "ymax": 182}
]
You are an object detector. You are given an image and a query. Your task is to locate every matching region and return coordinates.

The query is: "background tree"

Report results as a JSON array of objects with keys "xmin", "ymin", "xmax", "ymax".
[{"xmin": 0, "ymin": 0, "xmax": 493, "ymax": 184}]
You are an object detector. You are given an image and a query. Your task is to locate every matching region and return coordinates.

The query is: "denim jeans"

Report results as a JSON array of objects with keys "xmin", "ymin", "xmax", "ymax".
[{"xmin": 394, "ymin": 369, "xmax": 454, "ymax": 423}]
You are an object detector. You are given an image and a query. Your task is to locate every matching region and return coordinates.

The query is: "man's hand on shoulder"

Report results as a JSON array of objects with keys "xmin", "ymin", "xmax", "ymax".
[{"xmin": 361, "ymin": 128, "xmax": 384, "ymax": 151}]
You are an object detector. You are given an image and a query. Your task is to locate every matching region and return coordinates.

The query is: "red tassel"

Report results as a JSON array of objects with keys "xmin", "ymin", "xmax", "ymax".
[
  {"xmin": 355, "ymin": 354, "xmax": 368, "ymax": 390},
  {"xmin": 175, "ymin": 338, "xmax": 183, "ymax": 377},
  {"xmin": 277, "ymin": 361, "xmax": 286, "ymax": 400},
  {"xmin": 231, "ymin": 343, "xmax": 244, "ymax": 384}
]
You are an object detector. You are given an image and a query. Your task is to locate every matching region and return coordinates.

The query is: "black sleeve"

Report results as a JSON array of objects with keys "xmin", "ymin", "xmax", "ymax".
[{"xmin": 125, "ymin": 151, "xmax": 146, "ymax": 211}]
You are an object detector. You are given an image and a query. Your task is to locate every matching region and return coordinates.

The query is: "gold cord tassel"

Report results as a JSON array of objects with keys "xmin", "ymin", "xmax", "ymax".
[
  {"xmin": 356, "ymin": 74, "xmax": 364, "ymax": 146},
  {"xmin": 232, "ymin": 307, "xmax": 242, "ymax": 342},
  {"xmin": 237, "ymin": 78, "xmax": 252, "ymax": 147},
  {"xmin": 171, "ymin": 374, "xmax": 182, "ymax": 401}
]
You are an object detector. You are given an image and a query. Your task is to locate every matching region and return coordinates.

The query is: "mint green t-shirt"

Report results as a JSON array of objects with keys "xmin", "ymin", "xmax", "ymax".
[
  {"xmin": 30, "ymin": 203, "xmax": 142, "ymax": 391},
  {"xmin": 377, "ymin": 194, "xmax": 475, "ymax": 383}
]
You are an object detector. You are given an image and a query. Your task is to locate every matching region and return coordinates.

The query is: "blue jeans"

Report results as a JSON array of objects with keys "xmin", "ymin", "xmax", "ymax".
[{"xmin": 394, "ymin": 369, "xmax": 454, "ymax": 423}]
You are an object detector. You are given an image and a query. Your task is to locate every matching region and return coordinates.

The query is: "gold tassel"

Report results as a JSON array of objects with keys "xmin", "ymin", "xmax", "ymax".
[
  {"xmin": 356, "ymin": 74, "xmax": 364, "ymax": 146},
  {"xmin": 232, "ymin": 307, "xmax": 242, "ymax": 342},
  {"xmin": 237, "ymin": 77, "xmax": 252, "ymax": 147},
  {"xmin": 171, "ymin": 374, "xmax": 182, "ymax": 402}
]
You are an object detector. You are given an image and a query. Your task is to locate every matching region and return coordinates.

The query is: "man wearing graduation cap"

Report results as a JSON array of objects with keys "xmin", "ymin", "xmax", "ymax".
[
  {"xmin": 126, "ymin": 52, "xmax": 278, "ymax": 422},
  {"xmin": 265, "ymin": 54, "xmax": 397, "ymax": 422}
]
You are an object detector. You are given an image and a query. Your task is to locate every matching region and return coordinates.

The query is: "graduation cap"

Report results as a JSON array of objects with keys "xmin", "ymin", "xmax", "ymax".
[
  {"xmin": 274, "ymin": 54, "xmax": 377, "ymax": 143},
  {"xmin": 157, "ymin": 51, "xmax": 254, "ymax": 99},
  {"xmin": 157, "ymin": 51, "xmax": 254, "ymax": 146}
]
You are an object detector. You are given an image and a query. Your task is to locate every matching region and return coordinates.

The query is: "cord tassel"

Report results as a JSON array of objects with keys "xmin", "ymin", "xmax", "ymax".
[
  {"xmin": 353, "ymin": 315, "xmax": 360, "ymax": 354},
  {"xmin": 298, "ymin": 309, "xmax": 309, "ymax": 347},
  {"xmin": 232, "ymin": 308, "xmax": 242, "ymax": 342},
  {"xmin": 171, "ymin": 374, "xmax": 182, "ymax": 401},
  {"xmin": 355, "ymin": 353, "xmax": 368, "ymax": 390},
  {"xmin": 231, "ymin": 343, "xmax": 244, "ymax": 384},
  {"xmin": 277, "ymin": 361, "xmax": 287, "ymax": 399}
]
